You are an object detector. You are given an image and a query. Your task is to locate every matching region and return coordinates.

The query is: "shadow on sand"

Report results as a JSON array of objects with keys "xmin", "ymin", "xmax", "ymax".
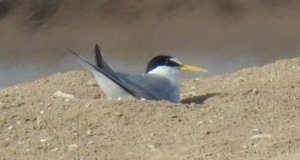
[{"xmin": 181, "ymin": 93, "xmax": 221, "ymax": 104}]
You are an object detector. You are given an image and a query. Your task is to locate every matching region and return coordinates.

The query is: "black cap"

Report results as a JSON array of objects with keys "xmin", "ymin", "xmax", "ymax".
[{"xmin": 145, "ymin": 55, "xmax": 182, "ymax": 73}]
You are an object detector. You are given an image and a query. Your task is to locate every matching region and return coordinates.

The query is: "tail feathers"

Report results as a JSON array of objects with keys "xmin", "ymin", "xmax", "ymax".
[
  {"xmin": 94, "ymin": 44, "xmax": 114, "ymax": 73},
  {"xmin": 95, "ymin": 44, "xmax": 102, "ymax": 67},
  {"xmin": 67, "ymin": 47, "xmax": 137, "ymax": 98}
]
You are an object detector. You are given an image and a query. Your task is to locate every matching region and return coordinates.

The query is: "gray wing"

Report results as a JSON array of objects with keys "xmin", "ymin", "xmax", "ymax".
[{"xmin": 115, "ymin": 73, "xmax": 180, "ymax": 103}]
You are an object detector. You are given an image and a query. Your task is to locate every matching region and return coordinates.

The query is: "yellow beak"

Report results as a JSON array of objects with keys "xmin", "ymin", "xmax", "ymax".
[{"xmin": 180, "ymin": 64, "xmax": 208, "ymax": 72}]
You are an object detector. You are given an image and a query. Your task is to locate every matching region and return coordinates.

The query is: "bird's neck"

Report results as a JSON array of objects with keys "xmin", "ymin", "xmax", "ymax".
[{"xmin": 147, "ymin": 66, "xmax": 179, "ymax": 82}]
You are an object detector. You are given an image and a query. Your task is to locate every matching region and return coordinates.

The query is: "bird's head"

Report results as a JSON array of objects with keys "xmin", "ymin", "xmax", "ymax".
[{"xmin": 145, "ymin": 55, "xmax": 207, "ymax": 79}]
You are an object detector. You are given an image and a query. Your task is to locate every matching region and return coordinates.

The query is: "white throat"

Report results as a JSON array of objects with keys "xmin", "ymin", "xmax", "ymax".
[{"xmin": 147, "ymin": 66, "xmax": 179, "ymax": 82}]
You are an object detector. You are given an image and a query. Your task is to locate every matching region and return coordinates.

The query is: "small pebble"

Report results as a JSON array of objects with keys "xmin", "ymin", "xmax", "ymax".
[
  {"xmin": 242, "ymin": 145, "xmax": 248, "ymax": 149},
  {"xmin": 36, "ymin": 116, "xmax": 42, "ymax": 126},
  {"xmin": 251, "ymin": 134, "xmax": 273, "ymax": 139},
  {"xmin": 146, "ymin": 144, "xmax": 156, "ymax": 151},
  {"xmin": 40, "ymin": 138, "xmax": 47, "ymax": 143},
  {"xmin": 86, "ymin": 80, "xmax": 97, "ymax": 86},
  {"xmin": 53, "ymin": 90, "xmax": 74, "ymax": 98},
  {"xmin": 86, "ymin": 129, "xmax": 92, "ymax": 135},
  {"xmin": 68, "ymin": 144, "xmax": 79, "ymax": 151},
  {"xmin": 252, "ymin": 129, "xmax": 262, "ymax": 134},
  {"xmin": 26, "ymin": 148, "xmax": 32, "ymax": 152},
  {"xmin": 252, "ymin": 88, "xmax": 259, "ymax": 94},
  {"xmin": 87, "ymin": 141, "xmax": 95, "ymax": 145},
  {"xmin": 146, "ymin": 144, "xmax": 155, "ymax": 149},
  {"xmin": 114, "ymin": 112, "xmax": 123, "ymax": 117},
  {"xmin": 50, "ymin": 148, "xmax": 59, "ymax": 152},
  {"xmin": 85, "ymin": 104, "xmax": 92, "ymax": 108}
]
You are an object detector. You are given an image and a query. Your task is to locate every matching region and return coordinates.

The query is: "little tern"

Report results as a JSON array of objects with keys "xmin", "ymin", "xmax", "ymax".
[{"xmin": 69, "ymin": 44, "xmax": 207, "ymax": 103}]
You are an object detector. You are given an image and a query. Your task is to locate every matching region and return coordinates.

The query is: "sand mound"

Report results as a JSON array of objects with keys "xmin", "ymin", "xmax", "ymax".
[{"xmin": 0, "ymin": 57, "xmax": 299, "ymax": 160}]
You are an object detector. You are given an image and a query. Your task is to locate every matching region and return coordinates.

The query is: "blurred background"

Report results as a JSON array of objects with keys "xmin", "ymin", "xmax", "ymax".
[{"xmin": 0, "ymin": 0, "xmax": 300, "ymax": 88}]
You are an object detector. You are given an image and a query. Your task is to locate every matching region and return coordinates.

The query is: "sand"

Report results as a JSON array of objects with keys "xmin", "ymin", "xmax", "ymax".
[{"xmin": 0, "ymin": 56, "xmax": 299, "ymax": 160}]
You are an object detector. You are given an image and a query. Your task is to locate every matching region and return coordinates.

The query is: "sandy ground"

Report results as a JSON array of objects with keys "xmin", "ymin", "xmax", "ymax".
[{"xmin": 0, "ymin": 56, "xmax": 299, "ymax": 160}]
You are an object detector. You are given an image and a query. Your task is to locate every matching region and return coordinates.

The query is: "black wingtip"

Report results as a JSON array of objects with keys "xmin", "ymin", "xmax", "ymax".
[
  {"xmin": 95, "ymin": 44, "xmax": 102, "ymax": 68},
  {"xmin": 95, "ymin": 44, "xmax": 100, "ymax": 50}
]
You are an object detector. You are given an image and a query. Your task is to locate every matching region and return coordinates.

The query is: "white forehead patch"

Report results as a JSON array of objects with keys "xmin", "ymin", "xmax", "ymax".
[{"xmin": 170, "ymin": 58, "xmax": 182, "ymax": 65}]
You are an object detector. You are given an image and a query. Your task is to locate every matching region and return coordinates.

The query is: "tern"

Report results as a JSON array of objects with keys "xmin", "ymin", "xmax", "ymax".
[{"xmin": 69, "ymin": 44, "xmax": 207, "ymax": 103}]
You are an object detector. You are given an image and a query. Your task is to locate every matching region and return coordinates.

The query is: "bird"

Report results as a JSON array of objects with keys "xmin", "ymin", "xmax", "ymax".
[{"xmin": 68, "ymin": 44, "xmax": 207, "ymax": 103}]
